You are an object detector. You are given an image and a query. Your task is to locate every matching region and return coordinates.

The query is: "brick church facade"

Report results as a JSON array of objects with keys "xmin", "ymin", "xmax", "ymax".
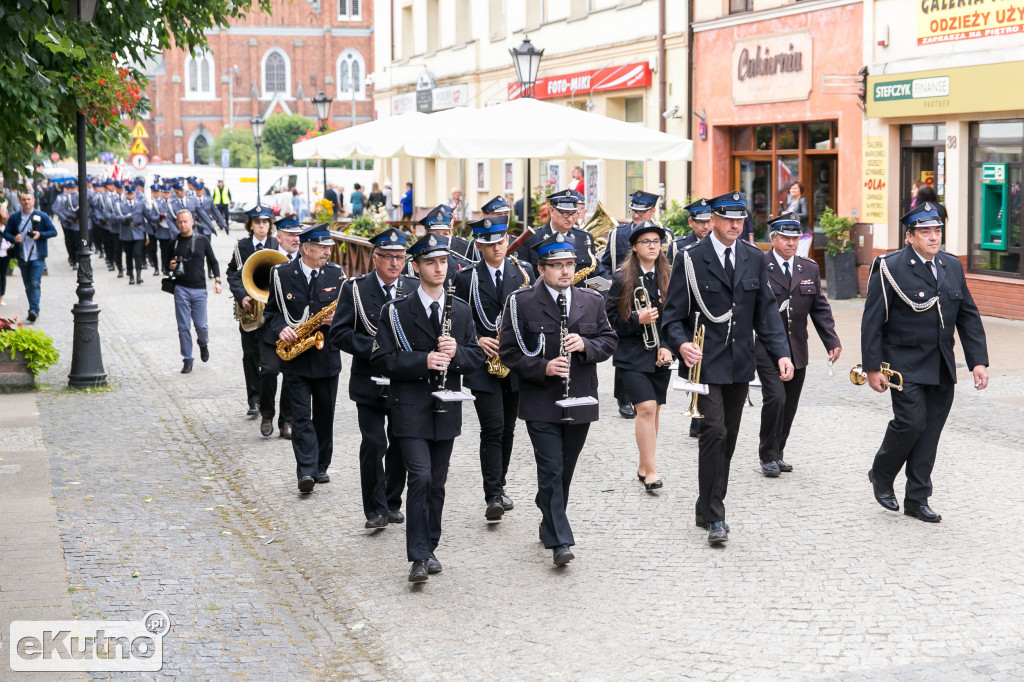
[{"xmin": 140, "ymin": 0, "xmax": 373, "ymax": 164}]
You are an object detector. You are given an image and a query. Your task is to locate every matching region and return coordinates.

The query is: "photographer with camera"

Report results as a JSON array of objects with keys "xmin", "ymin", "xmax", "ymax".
[
  {"xmin": 2, "ymin": 189, "xmax": 58, "ymax": 323},
  {"xmin": 166, "ymin": 209, "xmax": 221, "ymax": 374}
]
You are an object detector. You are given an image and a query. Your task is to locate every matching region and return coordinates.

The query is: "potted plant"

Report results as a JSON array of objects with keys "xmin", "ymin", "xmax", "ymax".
[
  {"xmin": 660, "ymin": 199, "xmax": 694, "ymax": 238},
  {"xmin": 0, "ymin": 318, "xmax": 60, "ymax": 391},
  {"xmin": 820, "ymin": 207, "xmax": 857, "ymax": 299}
]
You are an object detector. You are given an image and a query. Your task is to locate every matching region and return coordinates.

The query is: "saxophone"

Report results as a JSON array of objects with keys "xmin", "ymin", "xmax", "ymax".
[
  {"xmin": 486, "ymin": 260, "xmax": 530, "ymax": 378},
  {"xmin": 276, "ymin": 299, "xmax": 338, "ymax": 361},
  {"xmin": 571, "ymin": 241, "xmax": 597, "ymax": 286}
]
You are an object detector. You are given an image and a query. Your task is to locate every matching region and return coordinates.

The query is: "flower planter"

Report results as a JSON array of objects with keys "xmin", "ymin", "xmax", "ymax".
[
  {"xmin": 825, "ymin": 251, "xmax": 858, "ymax": 300},
  {"xmin": 0, "ymin": 349, "xmax": 34, "ymax": 392}
]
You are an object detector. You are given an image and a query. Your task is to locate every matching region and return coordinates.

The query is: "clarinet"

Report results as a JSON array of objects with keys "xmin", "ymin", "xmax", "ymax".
[
  {"xmin": 559, "ymin": 294, "xmax": 573, "ymax": 422},
  {"xmin": 433, "ymin": 281, "xmax": 456, "ymax": 413}
]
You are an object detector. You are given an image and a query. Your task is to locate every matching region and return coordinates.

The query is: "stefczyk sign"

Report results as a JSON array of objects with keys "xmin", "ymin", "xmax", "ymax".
[{"xmin": 507, "ymin": 63, "xmax": 651, "ymax": 101}]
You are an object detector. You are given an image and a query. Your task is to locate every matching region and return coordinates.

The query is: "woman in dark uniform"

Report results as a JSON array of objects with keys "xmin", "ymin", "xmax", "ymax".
[{"xmin": 605, "ymin": 221, "xmax": 674, "ymax": 491}]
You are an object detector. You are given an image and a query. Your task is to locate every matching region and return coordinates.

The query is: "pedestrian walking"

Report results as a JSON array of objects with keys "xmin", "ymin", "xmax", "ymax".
[
  {"xmin": 367, "ymin": 182, "xmax": 386, "ymax": 210},
  {"xmin": 2, "ymin": 190, "xmax": 59, "ymax": 323},
  {"xmin": 166, "ymin": 209, "xmax": 221, "ymax": 374},
  {"xmin": 291, "ymin": 188, "xmax": 308, "ymax": 222},
  {"xmin": 350, "ymin": 183, "xmax": 365, "ymax": 218},
  {"xmin": 213, "ymin": 179, "xmax": 232, "ymax": 228},
  {"xmin": 401, "ymin": 183, "xmax": 413, "ymax": 220}
]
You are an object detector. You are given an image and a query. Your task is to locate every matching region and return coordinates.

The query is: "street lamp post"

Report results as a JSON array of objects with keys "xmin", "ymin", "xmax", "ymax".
[
  {"xmin": 250, "ymin": 115, "xmax": 265, "ymax": 206},
  {"xmin": 311, "ymin": 91, "xmax": 332, "ymax": 194},
  {"xmin": 510, "ymin": 36, "xmax": 544, "ymax": 228},
  {"xmin": 68, "ymin": 0, "xmax": 107, "ymax": 388}
]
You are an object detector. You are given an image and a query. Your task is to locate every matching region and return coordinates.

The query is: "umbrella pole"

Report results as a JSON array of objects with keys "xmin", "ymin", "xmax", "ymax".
[{"xmin": 524, "ymin": 157, "xmax": 531, "ymax": 229}]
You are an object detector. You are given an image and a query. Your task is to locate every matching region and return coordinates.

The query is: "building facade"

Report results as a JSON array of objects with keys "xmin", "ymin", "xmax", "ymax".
[
  {"xmin": 141, "ymin": 0, "xmax": 374, "ymax": 164},
  {"xmin": 864, "ymin": 0, "xmax": 1024, "ymax": 319},
  {"xmin": 691, "ymin": 0, "xmax": 864, "ymax": 259},
  {"xmin": 371, "ymin": 0, "xmax": 691, "ymax": 221}
]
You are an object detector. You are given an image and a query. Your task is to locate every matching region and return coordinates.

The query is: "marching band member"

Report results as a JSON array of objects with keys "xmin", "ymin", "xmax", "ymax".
[
  {"xmin": 329, "ymin": 227, "xmax": 418, "ymax": 530},
  {"xmin": 605, "ymin": 221, "xmax": 674, "ymax": 491},
  {"xmin": 597, "ymin": 189, "xmax": 660, "ymax": 279},
  {"xmin": 418, "ymin": 205, "xmax": 474, "ymax": 281},
  {"xmin": 499, "ymin": 233, "xmax": 617, "ymax": 566},
  {"xmin": 263, "ymin": 224, "xmax": 344, "ymax": 494},
  {"xmin": 668, "ymin": 198, "xmax": 713, "ymax": 265},
  {"xmin": 464, "ymin": 194, "xmax": 512, "ymax": 261},
  {"xmin": 755, "ymin": 213, "xmax": 841, "ymax": 477},
  {"xmin": 454, "ymin": 215, "xmax": 533, "ymax": 521},
  {"xmin": 520, "ymin": 190, "xmax": 597, "ymax": 287},
  {"xmin": 862, "ymin": 202, "xmax": 988, "ymax": 522},
  {"xmin": 371, "ymin": 234, "xmax": 484, "ymax": 583},
  {"xmin": 226, "ymin": 206, "xmax": 279, "ymax": 425},
  {"xmin": 117, "ymin": 181, "xmax": 154, "ymax": 285},
  {"xmin": 661, "ymin": 191, "xmax": 793, "ymax": 546}
]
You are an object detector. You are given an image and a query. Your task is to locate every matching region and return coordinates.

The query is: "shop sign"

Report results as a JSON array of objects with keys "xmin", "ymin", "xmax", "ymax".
[
  {"xmin": 393, "ymin": 83, "xmax": 468, "ymax": 115},
  {"xmin": 392, "ymin": 92, "xmax": 416, "ymax": 116},
  {"xmin": 731, "ymin": 31, "xmax": 813, "ymax": 106},
  {"xmin": 507, "ymin": 63, "xmax": 650, "ymax": 101},
  {"xmin": 917, "ymin": 0, "xmax": 1024, "ymax": 45},
  {"xmin": 862, "ymin": 136, "xmax": 888, "ymax": 224},
  {"xmin": 873, "ymin": 77, "xmax": 949, "ymax": 102},
  {"xmin": 867, "ymin": 62, "xmax": 1024, "ymax": 118}
]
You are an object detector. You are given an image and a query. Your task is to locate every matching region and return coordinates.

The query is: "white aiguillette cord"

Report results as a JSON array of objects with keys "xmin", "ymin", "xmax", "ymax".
[{"xmin": 683, "ymin": 250, "xmax": 734, "ymax": 343}]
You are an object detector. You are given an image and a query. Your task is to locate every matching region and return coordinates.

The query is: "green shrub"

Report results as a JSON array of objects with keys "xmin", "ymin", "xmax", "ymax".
[{"xmin": 0, "ymin": 323, "xmax": 60, "ymax": 377}]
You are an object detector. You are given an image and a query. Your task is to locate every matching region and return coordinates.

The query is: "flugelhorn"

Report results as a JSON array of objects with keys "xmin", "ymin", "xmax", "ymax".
[
  {"xmin": 683, "ymin": 324, "xmax": 706, "ymax": 419},
  {"xmin": 850, "ymin": 363, "xmax": 904, "ymax": 392}
]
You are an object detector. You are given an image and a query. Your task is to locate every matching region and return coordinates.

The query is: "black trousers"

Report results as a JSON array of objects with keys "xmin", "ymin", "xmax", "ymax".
[
  {"xmin": 696, "ymin": 383, "xmax": 749, "ymax": 524},
  {"xmin": 756, "ymin": 364, "xmax": 807, "ymax": 462},
  {"xmin": 239, "ymin": 326, "xmax": 275, "ymax": 409},
  {"xmin": 157, "ymin": 238, "xmax": 173, "ymax": 274},
  {"xmin": 145, "ymin": 235, "xmax": 158, "ymax": 269},
  {"xmin": 218, "ymin": 205, "xmax": 230, "ymax": 228},
  {"xmin": 123, "ymin": 238, "xmax": 144, "ymax": 275},
  {"xmin": 107, "ymin": 230, "xmax": 121, "ymax": 271},
  {"xmin": 525, "ymin": 420, "xmax": 590, "ymax": 549},
  {"xmin": 471, "ymin": 376, "xmax": 520, "ymax": 500},
  {"xmin": 399, "ymin": 437, "xmax": 453, "ymax": 562},
  {"xmin": 257, "ymin": 341, "xmax": 293, "ymax": 425},
  {"xmin": 63, "ymin": 228, "xmax": 79, "ymax": 265},
  {"xmin": 356, "ymin": 402, "xmax": 406, "ymax": 519},
  {"xmin": 871, "ymin": 370, "xmax": 955, "ymax": 505},
  {"xmin": 283, "ymin": 372, "xmax": 338, "ymax": 480}
]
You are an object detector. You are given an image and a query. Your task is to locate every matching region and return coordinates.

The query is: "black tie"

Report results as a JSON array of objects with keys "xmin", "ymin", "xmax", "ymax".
[
  {"xmin": 927, "ymin": 261, "xmax": 937, "ymax": 282},
  {"xmin": 308, "ymin": 269, "xmax": 318, "ymax": 299},
  {"xmin": 255, "ymin": 243, "xmax": 263, "ymax": 251},
  {"xmin": 724, "ymin": 247, "xmax": 734, "ymax": 282},
  {"xmin": 429, "ymin": 301, "xmax": 441, "ymax": 337},
  {"xmin": 643, "ymin": 271, "xmax": 658, "ymax": 304},
  {"xmin": 494, "ymin": 268, "xmax": 502, "ymax": 294},
  {"xmin": 783, "ymin": 261, "xmax": 792, "ymax": 285},
  {"xmin": 383, "ymin": 284, "xmax": 392, "ymax": 300}
]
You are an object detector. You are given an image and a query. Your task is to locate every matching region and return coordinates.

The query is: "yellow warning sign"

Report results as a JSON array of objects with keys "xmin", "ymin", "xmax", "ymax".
[
  {"xmin": 130, "ymin": 139, "xmax": 149, "ymax": 155},
  {"xmin": 131, "ymin": 123, "xmax": 149, "ymax": 138}
]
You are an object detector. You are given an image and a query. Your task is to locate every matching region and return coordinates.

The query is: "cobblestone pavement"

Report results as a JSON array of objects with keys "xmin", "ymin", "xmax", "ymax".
[{"xmin": 13, "ymin": 233, "xmax": 1024, "ymax": 680}]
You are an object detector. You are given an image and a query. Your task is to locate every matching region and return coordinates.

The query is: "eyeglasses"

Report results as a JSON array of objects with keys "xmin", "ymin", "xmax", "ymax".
[
  {"xmin": 374, "ymin": 253, "xmax": 406, "ymax": 262},
  {"xmin": 555, "ymin": 209, "xmax": 580, "ymax": 218},
  {"xmin": 543, "ymin": 262, "xmax": 576, "ymax": 271},
  {"xmin": 635, "ymin": 239, "xmax": 662, "ymax": 247}
]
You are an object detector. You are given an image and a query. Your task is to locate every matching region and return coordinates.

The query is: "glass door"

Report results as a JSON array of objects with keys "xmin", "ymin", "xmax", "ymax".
[{"xmin": 736, "ymin": 158, "xmax": 772, "ymax": 241}]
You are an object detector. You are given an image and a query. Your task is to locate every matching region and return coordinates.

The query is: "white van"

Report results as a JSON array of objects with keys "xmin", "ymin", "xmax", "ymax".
[{"xmin": 255, "ymin": 168, "xmax": 378, "ymax": 222}]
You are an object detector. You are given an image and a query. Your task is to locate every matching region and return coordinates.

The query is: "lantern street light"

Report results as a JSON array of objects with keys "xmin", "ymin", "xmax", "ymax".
[
  {"xmin": 250, "ymin": 115, "xmax": 265, "ymax": 205},
  {"xmin": 310, "ymin": 91, "xmax": 332, "ymax": 193},
  {"xmin": 509, "ymin": 36, "xmax": 544, "ymax": 227},
  {"xmin": 68, "ymin": 0, "xmax": 107, "ymax": 387}
]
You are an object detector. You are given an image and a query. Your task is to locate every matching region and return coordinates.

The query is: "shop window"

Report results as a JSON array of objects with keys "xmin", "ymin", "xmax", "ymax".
[
  {"xmin": 730, "ymin": 0, "xmax": 753, "ymax": 12},
  {"xmin": 968, "ymin": 119, "xmax": 1023, "ymax": 278},
  {"xmin": 755, "ymin": 125, "xmax": 773, "ymax": 151},
  {"xmin": 624, "ymin": 97, "xmax": 644, "ymax": 124},
  {"xmin": 904, "ymin": 124, "xmax": 945, "ymax": 142},
  {"xmin": 777, "ymin": 124, "xmax": 799, "ymax": 150},
  {"xmin": 808, "ymin": 122, "xmax": 831, "ymax": 150},
  {"xmin": 625, "ymin": 161, "xmax": 644, "ymax": 196}
]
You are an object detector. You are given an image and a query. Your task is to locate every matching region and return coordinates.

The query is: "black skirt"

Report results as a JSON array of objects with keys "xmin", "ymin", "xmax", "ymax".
[{"xmin": 615, "ymin": 368, "xmax": 671, "ymax": 405}]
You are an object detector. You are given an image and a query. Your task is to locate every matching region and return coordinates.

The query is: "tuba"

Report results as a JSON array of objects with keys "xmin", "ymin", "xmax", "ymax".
[
  {"xmin": 582, "ymin": 200, "xmax": 618, "ymax": 254},
  {"xmin": 236, "ymin": 249, "xmax": 288, "ymax": 331}
]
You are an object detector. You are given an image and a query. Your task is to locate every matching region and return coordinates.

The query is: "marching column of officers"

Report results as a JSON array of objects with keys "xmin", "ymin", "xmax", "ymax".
[{"xmin": 232, "ymin": 185, "xmax": 989, "ymax": 583}]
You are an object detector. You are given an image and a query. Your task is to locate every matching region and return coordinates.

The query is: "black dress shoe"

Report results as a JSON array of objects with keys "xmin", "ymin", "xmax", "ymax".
[
  {"xmin": 279, "ymin": 422, "xmax": 292, "ymax": 439},
  {"xmin": 135, "ymin": 274, "xmax": 143, "ymax": 284},
  {"xmin": 426, "ymin": 553, "xmax": 442, "ymax": 574},
  {"xmin": 117, "ymin": 270, "xmax": 124, "ymax": 278},
  {"xmin": 27, "ymin": 311, "xmax": 38, "ymax": 323},
  {"xmin": 552, "ymin": 545, "xmax": 575, "ymax": 565},
  {"xmin": 199, "ymin": 345, "xmax": 209, "ymax": 362},
  {"xmin": 181, "ymin": 359, "xmax": 193, "ymax": 374},
  {"xmin": 316, "ymin": 472, "xmax": 330, "ymax": 484},
  {"xmin": 408, "ymin": 560, "xmax": 429, "ymax": 583},
  {"xmin": 696, "ymin": 514, "xmax": 729, "ymax": 531},
  {"xmin": 868, "ymin": 469, "xmax": 899, "ymax": 511},
  {"xmin": 777, "ymin": 459, "xmax": 793, "ymax": 472},
  {"xmin": 708, "ymin": 521, "xmax": 729, "ymax": 545},
  {"xmin": 297, "ymin": 476, "xmax": 315, "ymax": 494},
  {"xmin": 153, "ymin": 268, "xmax": 161, "ymax": 277},
  {"xmin": 364, "ymin": 514, "xmax": 388, "ymax": 529},
  {"xmin": 387, "ymin": 510, "xmax": 404, "ymax": 524},
  {"xmin": 485, "ymin": 497, "xmax": 505, "ymax": 520},
  {"xmin": 128, "ymin": 274, "xmax": 136, "ymax": 285},
  {"xmin": 500, "ymin": 492, "xmax": 514, "ymax": 511},
  {"xmin": 246, "ymin": 404, "xmax": 259, "ymax": 417},
  {"xmin": 618, "ymin": 401, "xmax": 636, "ymax": 419},
  {"xmin": 904, "ymin": 501, "xmax": 941, "ymax": 523},
  {"xmin": 644, "ymin": 478, "xmax": 664, "ymax": 491},
  {"xmin": 637, "ymin": 471, "xmax": 646, "ymax": 483},
  {"xmin": 760, "ymin": 460, "xmax": 781, "ymax": 477},
  {"xmin": 689, "ymin": 419, "xmax": 701, "ymax": 438}
]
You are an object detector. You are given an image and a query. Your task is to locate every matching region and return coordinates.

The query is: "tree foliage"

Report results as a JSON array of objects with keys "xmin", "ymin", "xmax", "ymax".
[
  {"xmin": 0, "ymin": 0, "xmax": 272, "ymax": 186},
  {"xmin": 211, "ymin": 127, "xmax": 282, "ymax": 168},
  {"xmin": 262, "ymin": 114, "xmax": 316, "ymax": 166}
]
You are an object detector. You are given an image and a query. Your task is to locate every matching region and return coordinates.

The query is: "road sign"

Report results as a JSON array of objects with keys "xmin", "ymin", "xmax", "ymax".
[
  {"xmin": 130, "ymin": 154, "xmax": 148, "ymax": 170},
  {"xmin": 221, "ymin": 148, "xmax": 230, "ymax": 168},
  {"xmin": 130, "ymin": 139, "xmax": 148, "ymax": 155},
  {"xmin": 131, "ymin": 123, "xmax": 149, "ymax": 138}
]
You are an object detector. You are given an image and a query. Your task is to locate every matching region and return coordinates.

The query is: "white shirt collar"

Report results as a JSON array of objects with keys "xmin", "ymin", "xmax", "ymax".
[
  {"xmin": 417, "ymin": 285, "xmax": 445, "ymax": 317},
  {"xmin": 277, "ymin": 246, "xmax": 293, "ymax": 259},
  {"xmin": 640, "ymin": 264, "xmax": 655, "ymax": 276},
  {"xmin": 299, "ymin": 258, "xmax": 318, "ymax": 282},
  {"xmin": 912, "ymin": 248, "xmax": 935, "ymax": 266},
  {"xmin": 375, "ymin": 273, "xmax": 396, "ymax": 293},
  {"xmin": 773, "ymin": 249, "xmax": 794, "ymax": 271},
  {"xmin": 485, "ymin": 261, "xmax": 502, "ymax": 281},
  {"xmin": 252, "ymin": 237, "xmax": 266, "ymax": 250},
  {"xmin": 544, "ymin": 283, "xmax": 571, "ymax": 309},
  {"xmin": 707, "ymin": 230, "xmax": 734, "ymax": 268}
]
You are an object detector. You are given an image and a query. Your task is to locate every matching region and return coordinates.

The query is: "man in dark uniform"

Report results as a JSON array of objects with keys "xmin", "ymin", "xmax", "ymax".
[
  {"xmin": 464, "ymin": 195, "xmax": 512, "ymax": 261},
  {"xmin": 754, "ymin": 213, "xmax": 841, "ymax": 476},
  {"xmin": 53, "ymin": 180, "xmax": 80, "ymax": 269},
  {"xmin": 151, "ymin": 184, "xmax": 175, "ymax": 275},
  {"xmin": 427, "ymin": 202, "xmax": 473, "ymax": 259},
  {"xmin": 263, "ymin": 224, "xmax": 345, "ymax": 494},
  {"xmin": 101, "ymin": 179, "xmax": 123, "ymax": 275},
  {"xmin": 329, "ymin": 227, "xmax": 418, "ymax": 530},
  {"xmin": 406, "ymin": 205, "xmax": 473, "ymax": 284},
  {"xmin": 256, "ymin": 214, "xmax": 303, "ymax": 440},
  {"xmin": 520, "ymin": 189, "xmax": 598, "ymax": 288},
  {"xmin": 371, "ymin": 234, "xmax": 484, "ymax": 583},
  {"xmin": 499, "ymin": 233, "xmax": 617, "ymax": 566},
  {"xmin": 226, "ymin": 206, "xmax": 280, "ymax": 425},
  {"xmin": 668, "ymin": 198, "xmax": 713, "ymax": 265},
  {"xmin": 598, "ymin": 189, "xmax": 659, "ymax": 278},
  {"xmin": 169, "ymin": 181, "xmax": 200, "ymax": 238},
  {"xmin": 454, "ymin": 215, "xmax": 533, "ymax": 521},
  {"xmin": 662, "ymin": 191, "xmax": 793, "ymax": 546},
  {"xmin": 194, "ymin": 182, "xmax": 227, "ymax": 237},
  {"xmin": 118, "ymin": 183, "xmax": 156, "ymax": 285},
  {"xmin": 862, "ymin": 202, "xmax": 988, "ymax": 522}
]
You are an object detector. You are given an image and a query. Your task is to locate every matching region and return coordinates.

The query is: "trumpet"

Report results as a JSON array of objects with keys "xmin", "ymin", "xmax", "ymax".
[
  {"xmin": 850, "ymin": 363, "xmax": 904, "ymax": 392},
  {"xmin": 683, "ymin": 324, "xmax": 706, "ymax": 419},
  {"xmin": 633, "ymin": 285, "xmax": 659, "ymax": 350}
]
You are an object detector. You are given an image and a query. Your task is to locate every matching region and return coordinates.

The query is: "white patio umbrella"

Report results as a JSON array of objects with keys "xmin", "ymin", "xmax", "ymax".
[{"xmin": 292, "ymin": 110, "xmax": 434, "ymax": 161}]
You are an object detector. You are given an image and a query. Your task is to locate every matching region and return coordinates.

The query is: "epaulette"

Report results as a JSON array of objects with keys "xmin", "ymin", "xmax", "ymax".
[
  {"xmin": 738, "ymin": 239, "xmax": 763, "ymax": 252},
  {"xmin": 795, "ymin": 254, "xmax": 816, "ymax": 265},
  {"xmin": 575, "ymin": 285, "xmax": 603, "ymax": 300},
  {"xmin": 324, "ymin": 261, "xmax": 342, "ymax": 270},
  {"xmin": 509, "ymin": 284, "xmax": 533, "ymax": 297},
  {"xmin": 684, "ymin": 241, "xmax": 699, "ymax": 251},
  {"xmin": 450, "ymin": 294, "xmax": 471, "ymax": 306},
  {"xmin": 353, "ymin": 272, "xmax": 370, "ymax": 280}
]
